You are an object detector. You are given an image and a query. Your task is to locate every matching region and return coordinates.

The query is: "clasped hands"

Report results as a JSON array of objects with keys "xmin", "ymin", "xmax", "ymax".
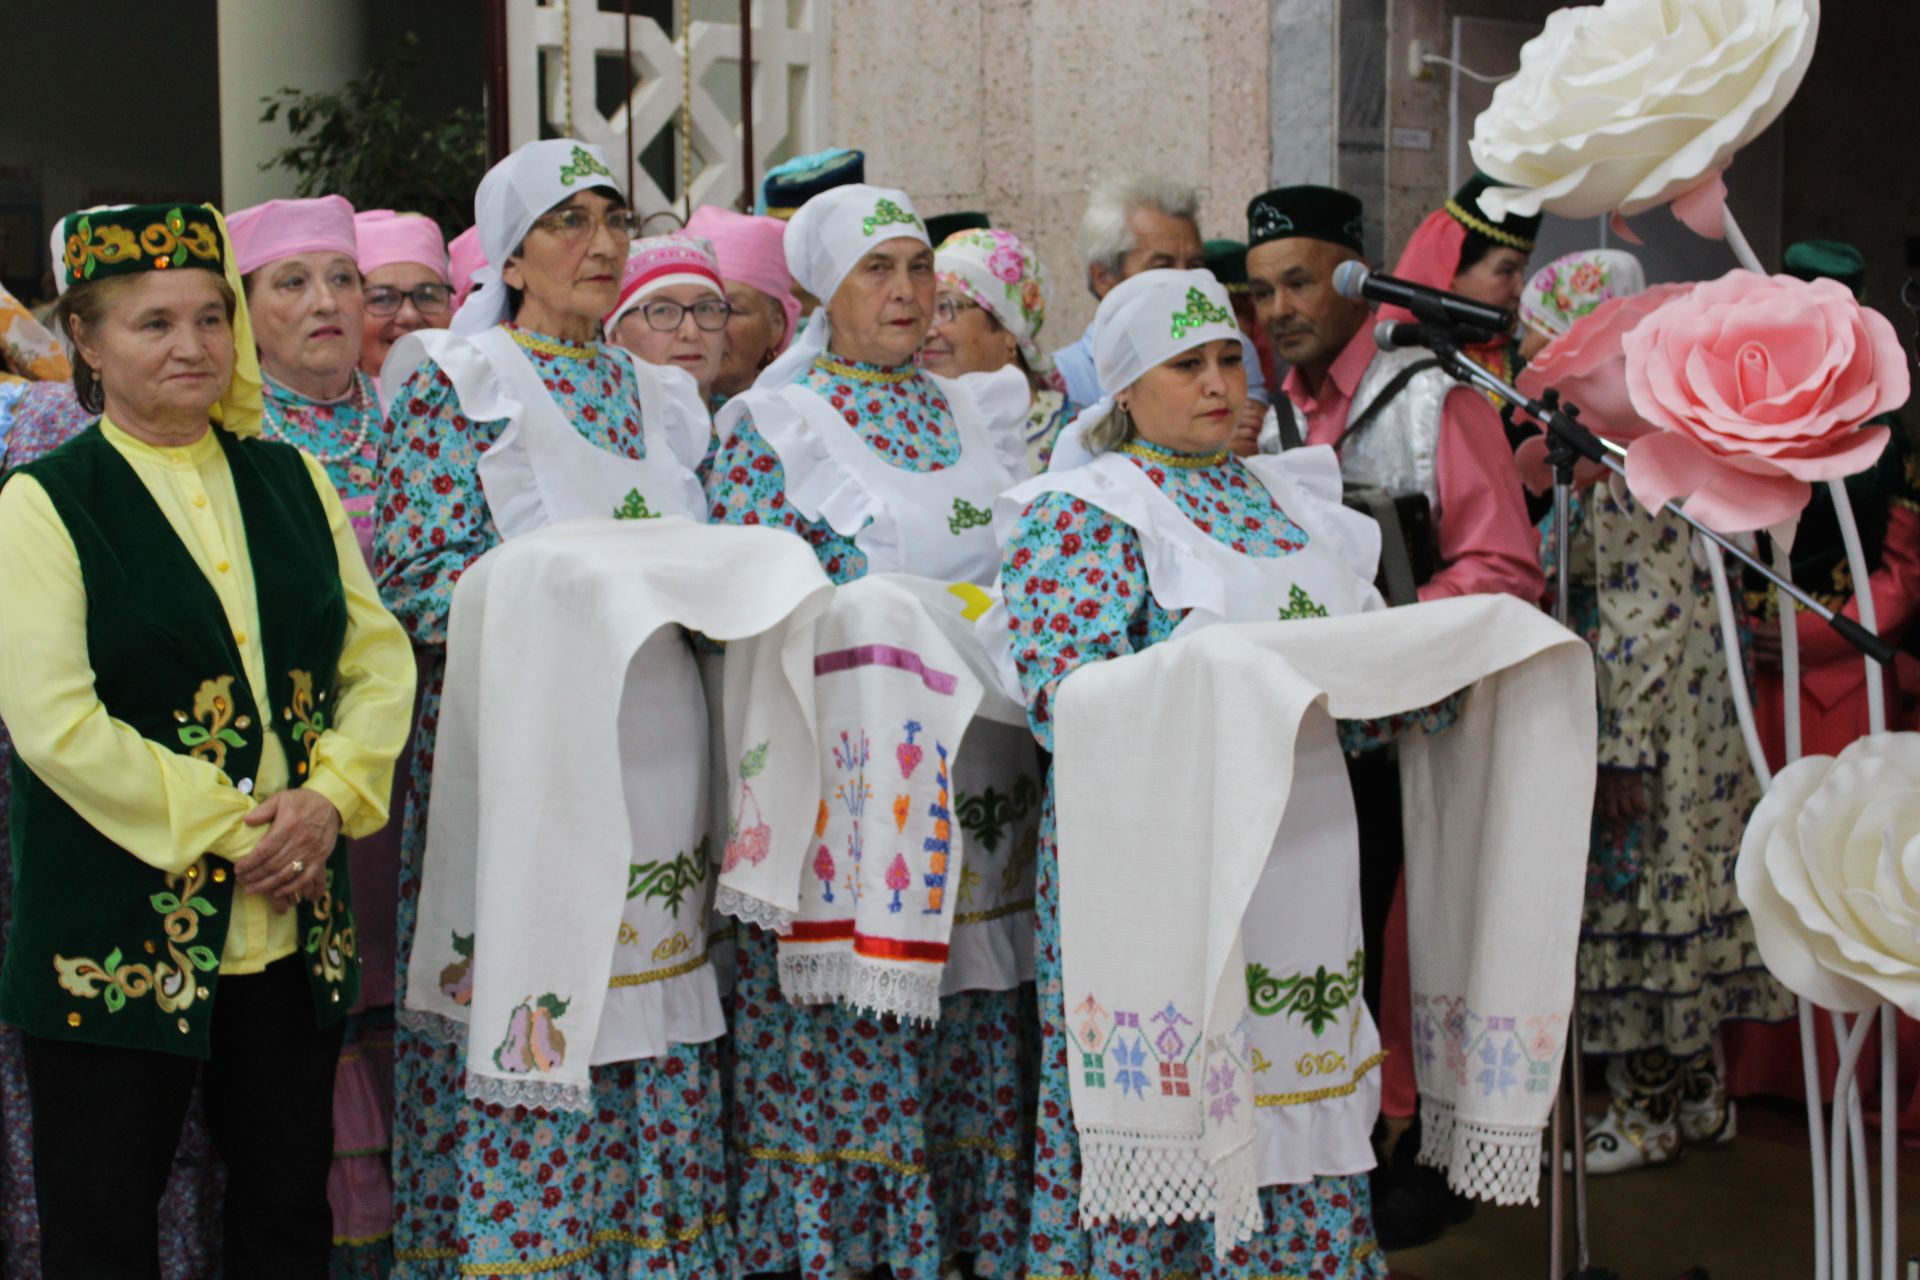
[{"xmin": 233, "ymin": 789, "xmax": 342, "ymax": 912}]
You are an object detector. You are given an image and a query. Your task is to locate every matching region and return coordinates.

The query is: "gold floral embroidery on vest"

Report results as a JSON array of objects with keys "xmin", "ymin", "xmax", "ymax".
[
  {"xmin": 304, "ymin": 864, "xmax": 356, "ymax": 989},
  {"xmin": 173, "ymin": 675, "xmax": 250, "ymax": 770},
  {"xmin": 52, "ymin": 859, "xmax": 222, "ymax": 1015},
  {"xmin": 283, "ymin": 670, "xmax": 328, "ymax": 778}
]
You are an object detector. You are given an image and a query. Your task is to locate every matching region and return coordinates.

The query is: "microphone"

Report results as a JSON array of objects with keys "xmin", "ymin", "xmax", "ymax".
[
  {"xmin": 1334, "ymin": 260, "xmax": 1514, "ymax": 337},
  {"xmin": 1374, "ymin": 321, "xmax": 1430, "ymax": 351}
]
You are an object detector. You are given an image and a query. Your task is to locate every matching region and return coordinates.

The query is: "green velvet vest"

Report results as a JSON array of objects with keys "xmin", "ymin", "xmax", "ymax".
[{"xmin": 0, "ymin": 423, "xmax": 359, "ymax": 1058}]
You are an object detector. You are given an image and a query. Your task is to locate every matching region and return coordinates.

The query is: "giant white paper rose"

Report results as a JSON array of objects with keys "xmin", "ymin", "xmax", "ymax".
[
  {"xmin": 1471, "ymin": 0, "xmax": 1819, "ymax": 221},
  {"xmin": 1736, "ymin": 733, "xmax": 1920, "ymax": 1018}
]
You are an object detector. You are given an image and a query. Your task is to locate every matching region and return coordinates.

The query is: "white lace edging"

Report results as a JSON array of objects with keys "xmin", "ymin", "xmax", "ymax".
[
  {"xmin": 715, "ymin": 884, "xmax": 792, "ymax": 935},
  {"xmin": 1417, "ymin": 1096, "xmax": 1543, "ymax": 1206},
  {"xmin": 397, "ymin": 1006, "xmax": 467, "ymax": 1047},
  {"xmin": 1075, "ymin": 1126, "xmax": 1262, "ymax": 1257},
  {"xmin": 775, "ymin": 950, "xmax": 945, "ymax": 1024},
  {"xmin": 466, "ymin": 1070, "xmax": 594, "ymax": 1114}
]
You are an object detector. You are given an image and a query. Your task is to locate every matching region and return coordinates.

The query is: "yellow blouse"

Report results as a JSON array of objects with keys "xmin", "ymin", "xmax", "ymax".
[{"xmin": 0, "ymin": 419, "xmax": 414, "ymax": 974}]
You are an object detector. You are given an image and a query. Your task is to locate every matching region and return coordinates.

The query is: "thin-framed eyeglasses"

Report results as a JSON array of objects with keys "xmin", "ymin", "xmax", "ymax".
[
  {"xmin": 933, "ymin": 295, "xmax": 983, "ymax": 325},
  {"xmin": 363, "ymin": 283, "xmax": 453, "ymax": 317},
  {"xmin": 640, "ymin": 298, "xmax": 732, "ymax": 332},
  {"xmin": 530, "ymin": 207, "xmax": 644, "ymax": 243}
]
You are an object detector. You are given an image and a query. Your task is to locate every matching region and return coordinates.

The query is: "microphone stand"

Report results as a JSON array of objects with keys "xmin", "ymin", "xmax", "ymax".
[{"xmin": 1400, "ymin": 324, "xmax": 1896, "ymax": 1280}]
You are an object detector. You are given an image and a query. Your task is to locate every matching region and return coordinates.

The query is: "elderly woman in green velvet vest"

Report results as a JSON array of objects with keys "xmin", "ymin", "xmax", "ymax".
[{"xmin": 0, "ymin": 203, "xmax": 413, "ymax": 1278}]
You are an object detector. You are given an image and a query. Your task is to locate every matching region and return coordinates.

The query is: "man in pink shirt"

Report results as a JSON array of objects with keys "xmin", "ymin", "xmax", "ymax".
[
  {"xmin": 1245, "ymin": 184, "xmax": 1543, "ymax": 603},
  {"xmin": 1244, "ymin": 185, "xmax": 1542, "ymax": 1252}
]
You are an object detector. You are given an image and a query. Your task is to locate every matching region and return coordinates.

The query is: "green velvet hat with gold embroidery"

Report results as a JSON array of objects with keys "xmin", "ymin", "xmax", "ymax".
[
  {"xmin": 59, "ymin": 204, "xmax": 225, "ymax": 290},
  {"xmin": 1445, "ymin": 173, "xmax": 1540, "ymax": 252},
  {"xmin": 1203, "ymin": 238, "xmax": 1249, "ymax": 291}
]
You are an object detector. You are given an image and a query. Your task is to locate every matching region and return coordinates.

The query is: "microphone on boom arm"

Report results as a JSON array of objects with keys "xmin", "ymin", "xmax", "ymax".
[{"xmin": 1333, "ymin": 260, "xmax": 1513, "ymax": 346}]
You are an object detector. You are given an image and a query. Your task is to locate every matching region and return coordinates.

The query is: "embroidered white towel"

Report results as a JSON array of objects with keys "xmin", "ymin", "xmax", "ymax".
[
  {"xmin": 715, "ymin": 574, "xmax": 1044, "ymax": 1019},
  {"xmin": 406, "ymin": 518, "xmax": 833, "ymax": 1112},
  {"xmin": 1052, "ymin": 594, "xmax": 1594, "ymax": 1253}
]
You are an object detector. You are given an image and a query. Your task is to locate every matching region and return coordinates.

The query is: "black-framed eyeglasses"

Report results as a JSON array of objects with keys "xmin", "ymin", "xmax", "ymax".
[
  {"xmin": 639, "ymin": 298, "xmax": 732, "ymax": 332},
  {"xmin": 364, "ymin": 283, "xmax": 453, "ymax": 317},
  {"xmin": 531, "ymin": 206, "xmax": 644, "ymax": 243}
]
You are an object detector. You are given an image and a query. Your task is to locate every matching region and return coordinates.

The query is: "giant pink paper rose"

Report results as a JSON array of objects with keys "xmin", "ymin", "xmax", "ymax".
[
  {"xmin": 1513, "ymin": 283, "xmax": 1691, "ymax": 493},
  {"xmin": 1619, "ymin": 270, "xmax": 1908, "ymax": 533}
]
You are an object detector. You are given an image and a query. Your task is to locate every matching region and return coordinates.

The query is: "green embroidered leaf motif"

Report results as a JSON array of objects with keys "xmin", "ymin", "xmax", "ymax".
[
  {"xmin": 188, "ymin": 897, "xmax": 218, "ymax": 916},
  {"xmin": 214, "ymin": 728, "xmax": 247, "ymax": 748},
  {"xmin": 187, "ymin": 945, "xmax": 219, "ymax": 972},
  {"xmin": 305, "ymin": 925, "xmax": 324, "ymax": 953},
  {"xmin": 177, "ymin": 725, "xmax": 211, "ymax": 747},
  {"xmin": 103, "ymin": 947, "xmax": 124, "ymax": 973},
  {"xmin": 104, "ymin": 984, "xmax": 125, "ymax": 1013},
  {"xmin": 1276, "ymin": 584, "xmax": 1329, "ymax": 621},
  {"xmin": 739, "ymin": 741, "xmax": 769, "ymax": 780},
  {"xmin": 947, "ymin": 497, "xmax": 993, "ymax": 536},
  {"xmin": 83, "ymin": 256, "xmax": 97, "ymax": 280},
  {"xmin": 1169, "ymin": 286, "xmax": 1232, "ymax": 340},
  {"xmin": 171, "ymin": 244, "xmax": 188, "ymax": 267},
  {"xmin": 150, "ymin": 893, "xmax": 181, "ymax": 914},
  {"xmin": 626, "ymin": 845, "xmax": 710, "ymax": 915},
  {"xmin": 1245, "ymin": 948, "xmax": 1365, "ymax": 1035},
  {"xmin": 452, "ymin": 930, "xmax": 475, "ymax": 959},
  {"xmin": 166, "ymin": 208, "xmax": 186, "ymax": 234},
  {"xmin": 612, "ymin": 488, "xmax": 657, "ymax": 520},
  {"xmin": 536, "ymin": 992, "xmax": 571, "ymax": 1019}
]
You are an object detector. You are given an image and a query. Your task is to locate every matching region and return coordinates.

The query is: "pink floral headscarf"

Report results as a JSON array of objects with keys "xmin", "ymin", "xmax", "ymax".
[{"xmin": 934, "ymin": 227, "xmax": 1054, "ymax": 378}]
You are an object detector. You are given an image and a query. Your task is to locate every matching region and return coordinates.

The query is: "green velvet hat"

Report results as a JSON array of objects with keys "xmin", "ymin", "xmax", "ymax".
[
  {"xmin": 1783, "ymin": 239, "xmax": 1867, "ymax": 295},
  {"xmin": 1203, "ymin": 238, "xmax": 1248, "ymax": 292},
  {"xmin": 925, "ymin": 210, "xmax": 991, "ymax": 247},
  {"xmin": 1445, "ymin": 173, "xmax": 1540, "ymax": 251},
  {"xmin": 1246, "ymin": 186, "xmax": 1366, "ymax": 255},
  {"xmin": 59, "ymin": 204, "xmax": 225, "ymax": 289}
]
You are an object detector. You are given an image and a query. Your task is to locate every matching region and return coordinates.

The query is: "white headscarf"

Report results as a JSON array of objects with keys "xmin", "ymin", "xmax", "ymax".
[
  {"xmin": 1046, "ymin": 268, "xmax": 1244, "ymax": 472},
  {"xmin": 452, "ymin": 139, "xmax": 626, "ymax": 335},
  {"xmin": 753, "ymin": 183, "xmax": 931, "ymax": 391}
]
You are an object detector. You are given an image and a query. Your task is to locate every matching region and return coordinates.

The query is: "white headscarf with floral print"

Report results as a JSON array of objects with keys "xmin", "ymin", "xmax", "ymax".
[
  {"xmin": 1519, "ymin": 248, "xmax": 1645, "ymax": 342},
  {"xmin": 935, "ymin": 228, "xmax": 1055, "ymax": 378}
]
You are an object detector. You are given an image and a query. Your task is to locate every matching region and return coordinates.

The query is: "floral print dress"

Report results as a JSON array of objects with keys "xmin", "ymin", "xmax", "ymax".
[
  {"xmin": 999, "ymin": 446, "xmax": 1388, "ymax": 1280},
  {"xmin": 704, "ymin": 354, "xmax": 1038, "ymax": 1280},
  {"xmin": 1540, "ymin": 483, "xmax": 1794, "ymax": 1060},
  {"xmin": 375, "ymin": 326, "xmax": 734, "ymax": 1280}
]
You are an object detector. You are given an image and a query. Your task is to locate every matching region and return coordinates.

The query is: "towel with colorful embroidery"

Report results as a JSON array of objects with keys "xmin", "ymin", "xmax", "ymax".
[
  {"xmin": 716, "ymin": 573, "xmax": 1042, "ymax": 1021},
  {"xmin": 1052, "ymin": 594, "xmax": 1595, "ymax": 1254},
  {"xmin": 405, "ymin": 519, "xmax": 834, "ymax": 1113}
]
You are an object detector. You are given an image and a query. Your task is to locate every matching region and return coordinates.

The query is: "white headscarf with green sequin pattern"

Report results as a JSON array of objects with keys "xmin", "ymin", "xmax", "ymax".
[{"xmin": 753, "ymin": 183, "xmax": 930, "ymax": 391}]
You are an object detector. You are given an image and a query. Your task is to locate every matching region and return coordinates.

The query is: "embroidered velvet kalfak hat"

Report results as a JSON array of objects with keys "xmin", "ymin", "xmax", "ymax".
[
  {"xmin": 58, "ymin": 204, "xmax": 225, "ymax": 288},
  {"xmin": 758, "ymin": 148, "xmax": 866, "ymax": 220},
  {"xmin": 1445, "ymin": 173, "xmax": 1541, "ymax": 252}
]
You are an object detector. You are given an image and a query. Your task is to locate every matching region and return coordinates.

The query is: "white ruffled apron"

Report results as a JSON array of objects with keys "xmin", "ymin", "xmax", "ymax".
[
  {"xmin": 997, "ymin": 445, "xmax": 1388, "ymax": 1188},
  {"xmin": 716, "ymin": 367, "xmax": 1026, "ymax": 585}
]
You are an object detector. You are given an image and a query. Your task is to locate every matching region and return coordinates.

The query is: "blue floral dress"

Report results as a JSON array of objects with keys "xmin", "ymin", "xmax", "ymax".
[
  {"xmin": 999, "ymin": 445, "xmax": 1388, "ymax": 1280},
  {"xmin": 375, "ymin": 326, "xmax": 734, "ymax": 1280},
  {"xmin": 705, "ymin": 354, "xmax": 1038, "ymax": 1280}
]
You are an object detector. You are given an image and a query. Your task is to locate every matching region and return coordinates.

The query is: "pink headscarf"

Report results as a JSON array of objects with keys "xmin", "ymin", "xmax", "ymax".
[
  {"xmin": 1377, "ymin": 208, "xmax": 1471, "ymax": 332},
  {"xmin": 227, "ymin": 194, "xmax": 358, "ymax": 277},
  {"xmin": 354, "ymin": 210, "xmax": 449, "ymax": 281},
  {"xmin": 447, "ymin": 225, "xmax": 488, "ymax": 310},
  {"xmin": 684, "ymin": 204, "xmax": 800, "ymax": 354},
  {"xmin": 605, "ymin": 234, "xmax": 724, "ymax": 332}
]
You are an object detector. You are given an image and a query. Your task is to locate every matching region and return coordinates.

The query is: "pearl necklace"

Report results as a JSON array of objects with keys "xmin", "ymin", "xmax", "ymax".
[{"xmin": 263, "ymin": 375, "xmax": 373, "ymax": 465}]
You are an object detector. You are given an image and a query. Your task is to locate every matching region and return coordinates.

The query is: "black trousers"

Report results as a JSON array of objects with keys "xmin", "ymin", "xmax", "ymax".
[
  {"xmin": 1346, "ymin": 747, "xmax": 1405, "ymax": 1023},
  {"xmin": 21, "ymin": 954, "xmax": 343, "ymax": 1280}
]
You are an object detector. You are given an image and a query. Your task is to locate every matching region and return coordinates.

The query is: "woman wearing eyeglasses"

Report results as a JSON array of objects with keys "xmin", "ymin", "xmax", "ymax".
[
  {"xmin": 373, "ymin": 139, "xmax": 722, "ymax": 1279},
  {"xmin": 606, "ymin": 233, "xmax": 731, "ymax": 407},
  {"xmin": 354, "ymin": 210, "xmax": 454, "ymax": 383}
]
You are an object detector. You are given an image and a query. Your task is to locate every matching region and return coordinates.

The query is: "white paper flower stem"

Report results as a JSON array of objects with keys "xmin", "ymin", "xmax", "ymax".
[
  {"xmin": 1880, "ymin": 1005, "xmax": 1896, "ymax": 1280},
  {"xmin": 1799, "ymin": 1002, "xmax": 1834, "ymax": 1280},
  {"xmin": 1829, "ymin": 1010, "xmax": 1875, "ymax": 1278},
  {"xmin": 1704, "ymin": 540, "xmax": 1773, "ymax": 787},
  {"xmin": 1773, "ymin": 542, "xmax": 1804, "ymax": 763}
]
